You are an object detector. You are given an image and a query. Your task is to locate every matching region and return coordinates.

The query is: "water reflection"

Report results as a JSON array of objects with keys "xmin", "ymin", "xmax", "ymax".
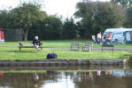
[{"xmin": 0, "ymin": 70, "xmax": 132, "ymax": 88}]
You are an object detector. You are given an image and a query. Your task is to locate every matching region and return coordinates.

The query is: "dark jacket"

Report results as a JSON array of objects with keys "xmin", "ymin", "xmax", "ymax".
[{"xmin": 33, "ymin": 39, "xmax": 40, "ymax": 46}]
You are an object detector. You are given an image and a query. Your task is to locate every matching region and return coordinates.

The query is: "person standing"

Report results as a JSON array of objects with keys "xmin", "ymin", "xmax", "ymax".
[{"xmin": 97, "ymin": 32, "xmax": 102, "ymax": 44}]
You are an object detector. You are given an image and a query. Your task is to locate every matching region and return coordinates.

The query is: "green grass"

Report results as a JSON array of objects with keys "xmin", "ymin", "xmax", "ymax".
[
  {"xmin": 0, "ymin": 40, "xmax": 131, "ymax": 60},
  {"xmin": 0, "ymin": 40, "xmax": 132, "ymax": 48},
  {"xmin": 0, "ymin": 70, "xmax": 96, "ymax": 73},
  {"xmin": 0, "ymin": 70, "xmax": 47, "ymax": 73}
]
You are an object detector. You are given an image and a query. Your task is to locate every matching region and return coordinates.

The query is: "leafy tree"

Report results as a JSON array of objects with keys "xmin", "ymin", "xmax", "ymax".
[
  {"xmin": 62, "ymin": 18, "xmax": 79, "ymax": 39},
  {"xmin": 0, "ymin": 10, "xmax": 11, "ymax": 28},
  {"xmin": 94, "ymin": 2, "xmax": 125, "ymax": 32},
  {"xmin": 124, "ymin": 7, "xmax": 132, "ymax": 27},
  {"xmin": 42, "ymin": 16, "xmax": 63, "ymax": 40},
  {"xmin": 111, "ymin": 0, "xmax": 132, "ymax": 8},
  {"xmin": 74, "ymin": 2, "xmax": 125, "ymax": 39},
  {"xmin": 9, "ymin": 3, "xmax": 47, "ymax": 41},
  {"xmin": 75, "ymin": 2, "xmax": 96, "ymax": 39},
  {"xmin": 28, "ymin": 16, "xmax": 63, "ymax": 40}
]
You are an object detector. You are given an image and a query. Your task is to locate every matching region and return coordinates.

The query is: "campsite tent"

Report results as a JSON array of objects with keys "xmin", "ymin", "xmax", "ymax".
[{"xmin": 103, "ymin": 28, "xmax": 132, "ymax": 44}]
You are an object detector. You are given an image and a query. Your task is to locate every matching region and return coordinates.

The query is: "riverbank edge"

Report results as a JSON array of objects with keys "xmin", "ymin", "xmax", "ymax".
[{"xmin": 0, "ymin": 58, "xmax": 129, "ymax": 67}]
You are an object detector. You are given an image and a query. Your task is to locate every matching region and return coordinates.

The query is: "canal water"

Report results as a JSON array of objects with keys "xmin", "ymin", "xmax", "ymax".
[{"xmin": 0, "ymin": 69, "xmax": 132, "ymax": 88}]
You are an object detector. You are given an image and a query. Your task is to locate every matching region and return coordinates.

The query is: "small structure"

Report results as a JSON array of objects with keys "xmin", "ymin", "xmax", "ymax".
[
  {"xmin": 82, "ymin": 42, "xmax": 93, "ymax": 52},
  {"xmin": 71, "ymin": 41, "xmax": 80, "ymax": 51},
  {"xmin": 0, "ymin": 28, "xmax": 4, "ymax": 42},
  {"xmin": 103, "ymin": 28, "xmax": 132, "ymax": 44},
  {"xmin": 4, "ymin": 29, "xmax": 23, "ymax": 41}
]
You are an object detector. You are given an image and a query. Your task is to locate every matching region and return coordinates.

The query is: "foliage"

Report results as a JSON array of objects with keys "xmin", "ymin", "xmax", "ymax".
[
  {"xmin": 111, "ymin": 0, "xmax": 132, "ymax": 29},
  {"xmin": 94, "ymin": 2, "xmax": 125, "ymax": 31},
  {"xmin": 43, "ymin": 16, "xmax": 63, "ymax": 40},
  {"xmin": 62, "ymin": 18, "xmax": 79, "ymax": 39},
  {"xmin": 75, "ymin": 2, "xmax": 125, "ymax": 39},
  {"xmin": 75, "ymin": 2, "xmax": 96, "ymax": 39},
  {"xmin": 8, "ymin": 3, "xmax": 47, "ymax": 41},
  {"xmin": 124, "ymin": 7, "xmax": 132, "ymax": 27},
  {"xmin": 0, "ymin": 10, "xmax": 11, "ymax": 28},
  {"xmin": 0, "ymin": 1, "xmax": 129, "ymax": 40},
  {"xmin": 111, "ymin": 0, "xmax": 132, "ymax": 8},
  {"xmin": 28, "ymin": 16, "xmax": 63, "ymax": 40}
]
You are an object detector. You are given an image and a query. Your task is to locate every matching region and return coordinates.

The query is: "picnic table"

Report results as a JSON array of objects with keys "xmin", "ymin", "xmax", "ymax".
[
  {"xmin": 82, "ymin": 42, "xmax": 93, "ymax": 52},
  {"xmin": 70, "ymin": 41, "xmax": 93, "ymax": 52}
]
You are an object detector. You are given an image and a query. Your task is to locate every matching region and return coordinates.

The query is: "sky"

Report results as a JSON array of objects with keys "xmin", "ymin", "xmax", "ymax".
[{"xmin": 0, "ymin": 0, "xmax": 110, "ymax": 19}]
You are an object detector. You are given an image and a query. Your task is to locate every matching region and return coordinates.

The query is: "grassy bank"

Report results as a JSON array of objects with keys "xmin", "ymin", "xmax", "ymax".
[
  {"xmin": 0, "ymin": 40, "xmax": 131, "ymax": 60},
  {"xmin": 0, "ymin": 40, "xmax": 132, "ymax": 48},
  {"xmin": 0, "ymin": 70, "xmax": 97, "ymax": 73}
]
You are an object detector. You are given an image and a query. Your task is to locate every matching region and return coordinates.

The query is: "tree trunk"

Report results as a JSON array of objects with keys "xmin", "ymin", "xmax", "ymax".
[{"xmin": 24, "ymin": 29, "xmax": 29, "ymax": 41}]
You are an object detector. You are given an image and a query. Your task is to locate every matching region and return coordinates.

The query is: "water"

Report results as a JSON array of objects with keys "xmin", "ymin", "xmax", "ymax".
[{"xmin": 0, "ymin": 69, "xmax": 132, "ymax": 88}]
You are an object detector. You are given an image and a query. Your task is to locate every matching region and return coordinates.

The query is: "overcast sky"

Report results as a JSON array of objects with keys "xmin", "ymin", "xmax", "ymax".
[{"xmin": 0, "ymin": 0, "xmax": 110, "ymax": 19}]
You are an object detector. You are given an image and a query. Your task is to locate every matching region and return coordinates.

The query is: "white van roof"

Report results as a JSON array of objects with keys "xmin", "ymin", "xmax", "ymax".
[{"xmin": 105, "ymin": 28, "xmax": 132, "ymax": 33}]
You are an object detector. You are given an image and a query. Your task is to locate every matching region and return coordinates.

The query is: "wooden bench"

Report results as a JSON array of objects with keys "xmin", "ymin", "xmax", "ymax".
[{"xmin": 18, "ymin": 42, "xmax": 43, "ymax": 51}]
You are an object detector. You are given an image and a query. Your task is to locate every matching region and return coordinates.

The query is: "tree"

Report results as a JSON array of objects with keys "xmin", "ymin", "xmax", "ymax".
[
  {"xmin": 74, "ymin": 1, "xmax": 125, "ymax": 39},
  {"xmin": 9, "ymin": 3, "xmax": 47, "ymax": 41},
  {"xmin": 111, "ymin": 0, "xmax": 132, "ymax": 8},
  {"xmin": 94, "ymin": 2, "xmax": 125, "ymax": 32},
  {"xmin": 62, "ymin": 18, "xmax": 79, "ymax": 39},
  {"xmin": 28, "ymin": 16, "xmax": 63, "ymax": 40},
  {"xmin": 75, "ymin": 2, "xmax": 96, "ymax": 39},
  {"xmin": 0, "ymin": 10, "xmax": 11, "ymax": 28},
  {"xmin": 43, "ymin": 16, "xmax": 63, "ymax": 40},
  {"xmin": 124, "ymin": 7, "xmax": 132, "ymax": 27}
]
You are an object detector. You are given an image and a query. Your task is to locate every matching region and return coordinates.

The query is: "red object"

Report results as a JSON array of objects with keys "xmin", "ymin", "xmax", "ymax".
[
  {"xmin": 0, "ymin": 72, "xmax": 3, "ymax": 78},
  {"xmin": 1, "ymin": 31, "xmax": 4, "ymax": 40},
  {"xmin": 108, "ymin": 33, "xmax": 112, "ymax": 39},
  {"xmin": 0, "ymin": 28, "xmax": 4, "ymax": 41},
  {"xmin": 108, "ymin": 70, "xmax": 112, "ymax": 76}
]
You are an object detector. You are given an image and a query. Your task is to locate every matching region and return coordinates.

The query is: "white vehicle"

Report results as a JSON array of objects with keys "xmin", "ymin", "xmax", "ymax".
[{"xmin": 103, "ymin": 28, "xmax": 132, "ymax": 44}]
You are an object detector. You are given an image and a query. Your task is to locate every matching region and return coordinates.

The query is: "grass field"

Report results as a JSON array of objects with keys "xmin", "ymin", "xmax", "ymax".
[
  {"xmin": 0, "ymin": 40, "xmax": 131, "ymax": 60},
  {"xmin": 0, "ymin": 40, "xmax": 132, "ymax": 48}
]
